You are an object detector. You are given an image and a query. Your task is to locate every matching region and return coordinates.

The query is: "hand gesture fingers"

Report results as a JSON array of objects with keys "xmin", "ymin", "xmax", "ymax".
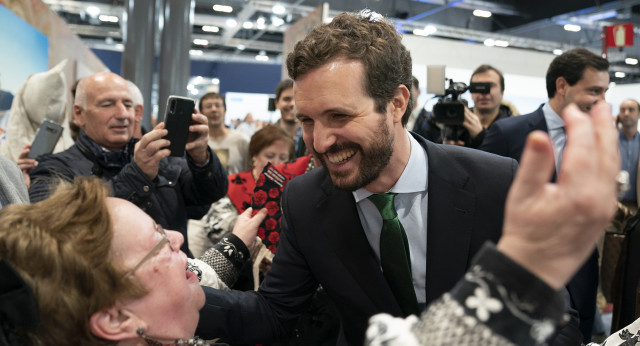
[{"xmin": 134, "ymin": 123, "xmax": 171, "ymax": 179}]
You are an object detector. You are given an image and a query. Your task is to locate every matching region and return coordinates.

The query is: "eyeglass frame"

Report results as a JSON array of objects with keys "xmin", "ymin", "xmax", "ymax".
[{"xmin": 123, "ymin": 224, "xmax": 176, "ymax": 278}]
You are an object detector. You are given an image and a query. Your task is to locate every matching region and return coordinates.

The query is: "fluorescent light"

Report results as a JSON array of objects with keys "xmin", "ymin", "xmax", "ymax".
[
  {"xmin": 193, "ymin": 39, "xmax": 209, "ymax": 46},
  {"xmin": 495, "ymin": 40, "xmax": 509, "ymax": 47},
  {"xmin": 256, "ymin": 17, "xmax": 266, "ymax": 29},
  {"xmin": 473, "ymin": 9, "xmax": 492, "ymax": 18},
  {"xmin": 237, "ymin": 44, "xmax": 246, "ymax": 50},
  {"xmin": 212, "ymin": 78, "xmax": 220, "ymax": 85},
  {"xmin": 189, "ymin": 50, "xmax": 203, "ymax": 56},
  {"xmin": 625, "ymin": 58, "xmax": 638, "ymax": 65},
  {"xmin": 213, "ymin": 4, "xmax": 233, "ymax": 13},
  {"xmin": 202, "ymin": 25, "xmax": 219, "ymax": 32},
  {"xmin": 413, "ymin": 25, "xmax": 436, "ymax": 37},
  {"xmin": 115, "ymin": 43, "xmax": 124, "ymax": 50},
  {"xmin": 187, "ymin": 84, "xmax": 195, "ymax": 90},
  {"xmin": 243, "ymin": 21, "xmax": 254, "ymax": 29},
  {"xmin": 483, "ymin": 39, "xmax": 495, "ymax": 47},
  {"xmin": 615, "ymin": 72, "xmax": 626, "ymax": 78},
  {"xmin": 226, "ymin": 19, "xmax": 237, "ymax": 28},
  {"xmin": 194, "ymin": 76, "xmax": 203, "ymax": 84},
  {"xmin": 271, "ymin": 16, "xmax": 284, "ymax": 27},
  {"xmin": 190, "ymin": 89, "xmax": 199, "ymax": 96},
  {"xmin": 272, "ymin": 4, "xmax": 286, "ymax": 15},
  {"xmin": 256, "ymin": 51, "xmax": 269, "ymax": 62},
  {"xmin": 86, "ymin": 6, "xmax": 100, "ymax": 17},
  {"xmin": 99, "ymin": 15, "xmax": 119, "ymax": 23},
  {"xmin": 564, "ymin": 24, "xmax": 581, "ymax": 32},
  {"xmin": 553, "ymin": 49, "xmax": 563, "ymax": 55}
]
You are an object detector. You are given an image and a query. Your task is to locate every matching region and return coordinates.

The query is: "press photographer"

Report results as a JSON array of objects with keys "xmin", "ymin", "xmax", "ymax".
[{"xmin": 435, "ymin": 64, "xmax": 514, "ymax": 148}]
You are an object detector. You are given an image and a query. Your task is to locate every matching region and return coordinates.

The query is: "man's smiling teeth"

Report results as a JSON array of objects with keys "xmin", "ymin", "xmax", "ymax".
[{"xmin": 327, "ymin": 149, "xmax": 355, "ymax": 164}]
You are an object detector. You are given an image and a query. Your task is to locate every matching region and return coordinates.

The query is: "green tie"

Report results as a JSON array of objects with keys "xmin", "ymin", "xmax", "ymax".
[{"xmin": 368, "ymin": 193, "xmax": 419, "ymax": 316}]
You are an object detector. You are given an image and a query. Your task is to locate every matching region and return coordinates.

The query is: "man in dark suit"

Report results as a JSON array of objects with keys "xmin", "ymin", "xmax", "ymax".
[
  {"xmin": 479, "ymin": 48, "xmax": 610, "ymax": 343},
  {"xmin": 195, "ymin": 11, "xmax": 550, "ymax": 346}
]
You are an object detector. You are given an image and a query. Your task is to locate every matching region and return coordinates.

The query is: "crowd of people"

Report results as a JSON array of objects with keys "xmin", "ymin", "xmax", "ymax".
[{"xmin": 0, "ymin": 9, "xmax": 638, "ymax": 346}]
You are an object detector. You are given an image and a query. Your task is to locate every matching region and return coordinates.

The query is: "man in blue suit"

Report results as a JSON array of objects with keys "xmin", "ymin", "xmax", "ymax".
[{"xmin": 479, "ymin": 47, "xmax": 610, "ymax": 343}]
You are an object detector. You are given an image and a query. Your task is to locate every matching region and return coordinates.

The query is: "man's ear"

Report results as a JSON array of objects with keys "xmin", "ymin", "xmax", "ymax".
[
  {"xmin": 390, "ymin": 84, "xmax": 411, "ymax": 124},
  {"xmin": 73, "ymin": 104, "xmax": 85, "ymax": 127},
  {"xmin": 89, "ymin": 306, "xmax": 141, "ymax": 341},
  {"xmin": 134, "ymin": 105, "xmax": 144, "ymax": 123},
  {"xmin": 555, "ymin": 77, "xmax": 569, "ymax": 97}
]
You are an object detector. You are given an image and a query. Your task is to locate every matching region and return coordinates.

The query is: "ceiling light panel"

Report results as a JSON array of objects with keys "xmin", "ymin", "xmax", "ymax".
[
  {"xmin": 473, "ymin": 9, "xmax": 492, "ymax": 18},
  {"xmin": 213, "ymin": 4, "xmax": 233, "ymax": 13}
]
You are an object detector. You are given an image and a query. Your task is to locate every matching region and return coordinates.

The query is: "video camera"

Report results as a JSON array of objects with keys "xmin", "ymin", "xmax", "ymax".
[{"xmin": 432, "ymin": 80, "xmax": 491, "ymax": 126}]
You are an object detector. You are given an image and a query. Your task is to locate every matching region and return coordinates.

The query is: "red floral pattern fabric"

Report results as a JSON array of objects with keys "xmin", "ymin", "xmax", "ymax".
[{"xmin": 251, "ymin": 155, "xmax": 313, "ymax": 254}]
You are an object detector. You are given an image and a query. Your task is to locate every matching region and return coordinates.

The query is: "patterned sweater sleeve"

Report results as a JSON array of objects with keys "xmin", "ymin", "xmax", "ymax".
[
  {"xmin": 366, "ymin": 242, "xmax": 568, "ymax": 346},
  {"xmin": 186, "ymin": 233, "xmax": 250, "ymax": 290}
]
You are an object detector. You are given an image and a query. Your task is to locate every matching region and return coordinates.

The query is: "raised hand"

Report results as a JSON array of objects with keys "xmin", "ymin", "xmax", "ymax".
[
  {"xmin": 497, "ymin": 102, "xmax": 619, "ymax": 289},
  {"xmin": 133, "ymin": 123, "xmax": 171, "ymax": 180}
]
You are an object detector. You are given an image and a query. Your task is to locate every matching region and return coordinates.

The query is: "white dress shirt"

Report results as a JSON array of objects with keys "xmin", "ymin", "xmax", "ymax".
[
  {"xmin": 542, "ymin": 103, "xmax": 566, "ymax": 173},
  {"xmin": 353, "ymin": 131, "xmax": 429, "ymax": 303}
]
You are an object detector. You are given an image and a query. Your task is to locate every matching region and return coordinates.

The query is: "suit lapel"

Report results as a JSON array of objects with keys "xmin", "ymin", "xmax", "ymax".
[
  {"xmin": 317, "ymin": 173, "xmax": 402, "ymax": 315},
  {"xmin": 421, "ymin": 138, "xmax": 477, "ymax": 303}
]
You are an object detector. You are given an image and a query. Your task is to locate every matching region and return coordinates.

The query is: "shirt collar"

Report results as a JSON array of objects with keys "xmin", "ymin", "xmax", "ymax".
[
  {"xmin": 543, "ymin": 103, "xmax": 565, "ymax": 130},
  {"xmin": 353, "ymin": 131, "xmax": 428, "ymax": 202},
  {"xmin": 619, "ymin": 129, "xmax": 640, "ymax": 142}
]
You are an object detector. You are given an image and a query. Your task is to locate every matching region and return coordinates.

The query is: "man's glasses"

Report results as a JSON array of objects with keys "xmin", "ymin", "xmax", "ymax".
[{"xmin": 123, "ymin": 224, "xmax": 176, "ymax": 278}]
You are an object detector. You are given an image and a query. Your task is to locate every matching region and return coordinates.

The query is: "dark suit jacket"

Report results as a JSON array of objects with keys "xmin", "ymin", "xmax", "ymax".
[
  {"xmin": 197, "ymin": 133, "xmax": 517, "ymax": 345},
  {"xmin": 480, "ymin": 105, "xmax": 599, "ymax": 343},
  {"xmin": 479, "ymin": 105, "xmax": 548, "ymax": 163}
]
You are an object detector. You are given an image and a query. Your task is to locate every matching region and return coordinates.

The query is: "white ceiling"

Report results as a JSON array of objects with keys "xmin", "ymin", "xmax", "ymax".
[{"xmin": 44, "ymin": 0, "xmax": 640, "ymax": 83}]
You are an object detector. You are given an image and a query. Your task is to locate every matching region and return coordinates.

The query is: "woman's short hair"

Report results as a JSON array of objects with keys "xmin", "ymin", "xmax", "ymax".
[
  {"xmin": 0, "ymin": 177, "xmax": 146, "ymax": 345},
  {"xmin": 248, "ymin": 125, "xmax": 295, "ymax": 164}
]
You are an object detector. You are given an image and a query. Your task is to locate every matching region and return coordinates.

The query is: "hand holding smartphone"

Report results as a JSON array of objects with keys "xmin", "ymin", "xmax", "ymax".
[
  {"xmin": 162, "ymin": 96, "xmax": 195, "ymax": 157},
  {"xmin": 28, "ymin": 119, "xmax": 63, "ymax": 159}
]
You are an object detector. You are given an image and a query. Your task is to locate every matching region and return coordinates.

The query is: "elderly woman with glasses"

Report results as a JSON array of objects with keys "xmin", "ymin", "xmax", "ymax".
[{"xmin": 0, "ymin": 177, "xmax": 265, "ymax": 345}]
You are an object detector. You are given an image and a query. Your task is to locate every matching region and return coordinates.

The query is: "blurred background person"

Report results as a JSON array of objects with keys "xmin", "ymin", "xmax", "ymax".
[
  {"xmin": 443, "ymin": 64, "xmax": 513, "ymax": 148},
  {"xmin": 0, "ymin": 60, "xmax": 69, "ymax": 162},
  {"xmin": 199, "ymin": 92, "xmax": 249, "ymax": 174},
  {"xmin": 618, "ymin": 98, "xmax": 640, "ymax": 214},
  {"xmin": 0, "ymin": 154, "xmax": 28, "ymax": 208},
  {"xmin": 274, "ymin": 79, "xmax": 306, "ymax": 157},
  {"xmin": 188, "ymin": 124, "xmax": 294, "ymax": 258}
]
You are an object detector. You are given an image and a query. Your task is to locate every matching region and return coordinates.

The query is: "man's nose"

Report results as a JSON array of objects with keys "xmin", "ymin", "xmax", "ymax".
[
  {"xmin": 114, "ymin": 102, "xmax": 129, "ymax": 118},
  {"xmin": 313, "ymin": 124, "xmax": 335, "ymax": 154}
]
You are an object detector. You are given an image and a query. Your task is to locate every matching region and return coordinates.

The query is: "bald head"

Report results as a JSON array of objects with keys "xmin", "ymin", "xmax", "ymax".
[{"xmin": 73, "ymin": 72, "xmax": 135, "ymax": 151}]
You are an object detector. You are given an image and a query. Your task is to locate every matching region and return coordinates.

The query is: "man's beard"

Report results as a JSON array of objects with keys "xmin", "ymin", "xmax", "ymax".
[{"xmin": 314, "ymin": 115, "xmax": 394, "ymax": 191}]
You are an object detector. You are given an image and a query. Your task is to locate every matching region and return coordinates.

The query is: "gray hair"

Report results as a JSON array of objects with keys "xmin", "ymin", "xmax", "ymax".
[{"xmin": 126, "ymin": 80, "xmax": 143, "ymax": 107}]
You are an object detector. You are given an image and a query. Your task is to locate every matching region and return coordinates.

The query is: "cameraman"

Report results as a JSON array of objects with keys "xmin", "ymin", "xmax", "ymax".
[{"xmin": 444, "ymin": 64, "xmax": 513, "ymax": 148}]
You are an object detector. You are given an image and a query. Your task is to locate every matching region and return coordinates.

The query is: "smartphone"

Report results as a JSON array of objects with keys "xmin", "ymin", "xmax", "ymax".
[
  {"xmin": 28, "ymin": 119, "xmax": 63, "ymax": 159},
  {"xmin": 163, "ymin": 96, "xmax": 195, "ymax": 157}
]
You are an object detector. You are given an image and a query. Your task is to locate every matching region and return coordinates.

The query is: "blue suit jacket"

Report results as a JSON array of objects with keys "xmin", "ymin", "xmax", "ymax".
[{"xmin": 480, "ymin": 105, "xmax": 599, "ymax": 343}]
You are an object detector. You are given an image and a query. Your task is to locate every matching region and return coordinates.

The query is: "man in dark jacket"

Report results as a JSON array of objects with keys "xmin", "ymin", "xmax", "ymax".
[
  {"xmin": 29, "ymin": 72, "xmax": 228, "ymax": 257},
  {"xmin": 443, "ymin": 64, "xmax": 513, "ymax": 148}
]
